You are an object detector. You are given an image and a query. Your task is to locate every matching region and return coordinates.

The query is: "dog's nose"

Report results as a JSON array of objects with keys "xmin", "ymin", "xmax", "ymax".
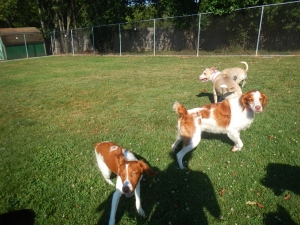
[
  {"xmin": 255, "ymin": 105, "xmax": 261, "ymax": 111},
  {"xmin": 122, "ymin": 186, "xmax": 130, "ymax": 193}
]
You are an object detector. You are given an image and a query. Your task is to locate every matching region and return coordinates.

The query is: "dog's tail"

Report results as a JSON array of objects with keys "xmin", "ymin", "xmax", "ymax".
[
  {"xmin": 240, "ymin": 61, "xmax": 248, "ymax": 72},
  {"xmin": 173, "ymin": 101, "xmax": 188, "ymax": 116}
]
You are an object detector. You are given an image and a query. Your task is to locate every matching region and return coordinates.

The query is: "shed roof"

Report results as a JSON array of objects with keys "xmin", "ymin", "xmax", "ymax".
[
  {"xmin": 0, "ymin": 27, "xmax": 44, "ymax": 45},
  {"xmin": 0, "ymin": 27, "xmax": 41, "ymax": 35}
]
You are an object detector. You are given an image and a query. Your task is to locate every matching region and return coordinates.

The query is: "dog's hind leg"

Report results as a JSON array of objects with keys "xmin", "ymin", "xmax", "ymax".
[
  {"xmin": 176, "ymin": 135, "xmax": 201, "ymax": 169},
  {"xmin": 171, "ymin": 137, "xmax": 182, "ymax": 152}
]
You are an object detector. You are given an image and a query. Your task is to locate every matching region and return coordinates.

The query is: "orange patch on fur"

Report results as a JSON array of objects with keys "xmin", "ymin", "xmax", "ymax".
[
  {"xmin": 179, "ymin": 113, "xmax": 196, "ymax": 139},
  {"xmin": 95, "ymin": 142, "xmax": 124, "ymax": 174},
  {"xmin": 213, "ymin": 100, "xmax": 231, "ymax": 128},
  {"xmin": 174, "ymin": 102, "xmax": 198, "ymax": 142},
  {"xmin": 200, "ymin": 109, "xmax": 210, "ymax": 119}
]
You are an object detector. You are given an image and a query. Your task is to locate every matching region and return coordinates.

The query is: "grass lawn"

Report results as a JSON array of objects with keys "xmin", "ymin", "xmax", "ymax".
[{"xmin": 0, "ymin": 55, "xmax": 299, "ymax": 225}]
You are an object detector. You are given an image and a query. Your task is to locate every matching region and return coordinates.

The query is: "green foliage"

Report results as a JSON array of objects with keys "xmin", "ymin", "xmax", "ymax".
[
  {"xmin": 82, "ymin": 0, "xmax": 128, "ymax": 26},
  {"xmin": 155, "ymin": 0, "xmax": 198, "ymax": 17},
  {"xmin": 125, "ymin": 4, "xmax": 158, "ymax": 25},
  {"xmin": 0, "ymin": 56, "xmax": 299, "ymax": 224},
  {"xmin": 199, "ymin": 0, "xmax": 293, "ymax": 15},
  {"xmin": 0, "ymin": 0, "xmax": 39, "ymax": 27}
]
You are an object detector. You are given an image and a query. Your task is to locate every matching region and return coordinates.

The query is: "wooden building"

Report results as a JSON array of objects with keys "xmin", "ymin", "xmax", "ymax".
[{"xmin": 0, "ymin": 27, "xmax": 46, "ymax": 60}]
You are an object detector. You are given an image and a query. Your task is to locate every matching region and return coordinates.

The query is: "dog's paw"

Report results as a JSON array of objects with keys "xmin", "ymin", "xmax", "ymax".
[
  {"xmin": 231, "ymin": 146, "xmax": 241, "ymax": 152},
  {"xmin": 137, "ymin": 208, "xmax": 145, "ymax": 217},
  {"xmin": 105, "ymin": 178, "xmax": 115, "ymax": 186},
  {"xmin": 178, "ymin": 163, "xmax": 188, "ymax": 169},
  {"xmin": 108, "ymin": 219, "xmax": 115, "ymax": 225}
]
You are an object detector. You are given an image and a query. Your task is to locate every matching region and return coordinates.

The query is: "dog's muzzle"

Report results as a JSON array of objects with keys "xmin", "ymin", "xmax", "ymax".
[{"xmin": 122, "ymin": 181, "xmax": 134, "ymax": 197}]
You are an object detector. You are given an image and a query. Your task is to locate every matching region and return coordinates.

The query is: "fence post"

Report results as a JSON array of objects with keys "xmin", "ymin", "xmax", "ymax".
[
  {"xmin": 119, "ymin": 23, "xmax": 122, "ymax": 56},
  {"xmin": 71, "ymin": 29, "xmax": 74, "ymax": 55},
  {"xmin": 153, "ymin": 19, "xmax": 156, "ymax": 56},
  {"xmin": 92, "ymin": 27, "xmax": 95, "ymax": 55},
  {"xmin": 23, "ymin": 33, "xmax": 28, "ymax": 58},
  {"xmin": 197, "ymin": 13, "xmax": 202, "ymax": 57},
  {"xmin": 50, "ymin": 31, "xmax": 53, "ymax": 55},
  {"xmin": 256, "ymin": 6, "xmax": 264, "ymax": 56},
  {"xmin": 53, "ymin": 30, "xmax": 56, "ymax": 55}
]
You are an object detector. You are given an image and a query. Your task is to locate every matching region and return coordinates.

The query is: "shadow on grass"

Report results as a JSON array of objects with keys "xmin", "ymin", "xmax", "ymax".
[
  {"xmin": 263, "ymin": 204, "xmax": 298, "ymax": 225},
  {"xmin": 0, "ymin": 209, "xmax": 36, "ymax": 225},
  {"xmin": 201, "ymin": 132, "xmax": 234, "ymax": 147},
  {"xmin": 261, "ymin": 163, "xmax": 300, "ymax": 196},
  {"xmin": 96, "ymin": 152, "xmax": 221, "ymax": 225},
  {"xmin": 196, "ymin": 92, "xmax": 214, "ymax": 103},
  {"xmin": 261, "ymin": 163, "xmax": 300, "ymax": 225}
]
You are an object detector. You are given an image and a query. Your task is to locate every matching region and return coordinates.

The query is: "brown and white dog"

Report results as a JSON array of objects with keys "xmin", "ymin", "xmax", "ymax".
[
  {"xmin": 171, "ymin": 90, "xmax": 267, "ymax": 169},
  {"xmin": 95, "ymin": 141, "xmax": 156, "ymax": 225},
  {"xmin": 199, "ymin": 61, "xmax": 248, "ymax": 87}
]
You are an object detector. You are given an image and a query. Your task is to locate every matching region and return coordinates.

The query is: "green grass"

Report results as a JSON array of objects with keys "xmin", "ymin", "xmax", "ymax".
[{"xmin": 0, "ymin": 55, "xmax": 299, "ymax": 225}]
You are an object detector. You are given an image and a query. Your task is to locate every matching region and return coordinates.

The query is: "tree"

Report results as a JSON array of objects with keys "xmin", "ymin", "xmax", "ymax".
[
  {"xmin": 0, "ymin": 0, "xmax": 40, "ymax": 27},
  {"xmin": 155, "ymin": 0, "xmax": 198, "ymax": 17},
  {"xmin": 199, "ymin": 0, "xmax": 293, "ymax": 15}
]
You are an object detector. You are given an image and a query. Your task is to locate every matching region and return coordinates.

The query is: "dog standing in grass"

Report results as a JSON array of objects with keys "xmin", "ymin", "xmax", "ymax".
[
  {"xmin": 199, "ymin": 62, "xmax": 248, "ymax": 102},
  {"xmin": 199, "ymin": 61, "xmax": 248, "ymax": 87},
  {"xmin": 171, "ymin": 90, "xmax": 268, "ymax": 169},
  {"xmin": 95, "ymin": 141, "xmax": 156, "ymax": 225}
]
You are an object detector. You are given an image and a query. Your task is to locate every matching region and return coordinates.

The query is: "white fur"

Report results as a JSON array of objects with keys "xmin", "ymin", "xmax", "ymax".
[
  {"xmin": 172, "ymin": 91, "xmax": 266, "ymax": 169},
  {"xmin": 95, "ymin": 148, "xmax": 145, "ymax": 225}
]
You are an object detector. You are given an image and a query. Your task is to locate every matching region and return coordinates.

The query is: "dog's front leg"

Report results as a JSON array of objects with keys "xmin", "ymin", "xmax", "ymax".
[
  {"xmin": 241, "ymin": 80, "xmax": 246, "ymax": 88},
  {"xmin": 109, "ymin": 177, "xmax": 123, "ymax": 225},
  {"xmin": 213, "ymin": 90, "xmax": 218, "ymax": 103},
  {"xmin": 227, "ymin": 130, "xmax": 243, "ymax": 151},
  {"xmin": 134, "ymin": 176, "xmax": 145, "ymax": 217}
]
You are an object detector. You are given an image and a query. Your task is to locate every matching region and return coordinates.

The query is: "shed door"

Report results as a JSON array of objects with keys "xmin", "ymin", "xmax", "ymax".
[{"xmin": 27, "ymin": 43, "xmax": 46, "ymax": 57}]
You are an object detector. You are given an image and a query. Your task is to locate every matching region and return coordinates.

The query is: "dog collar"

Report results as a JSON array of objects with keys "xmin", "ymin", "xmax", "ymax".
[
  {"xmin": 211, "ymin": 71, "xmax": 221, "ymax": 81},
  {"xmin": 245, "ymin": 106, "xmax": 252, "ymax": 112}
]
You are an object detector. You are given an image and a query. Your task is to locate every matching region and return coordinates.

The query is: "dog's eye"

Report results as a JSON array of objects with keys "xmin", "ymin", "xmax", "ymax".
[
  {"xmin": 131, "ymin": 172, "xmax": 136, "ymax": 177},
  {"xmin": 119, "ymin": 172, "xmax": 126, "ymax": 178}
]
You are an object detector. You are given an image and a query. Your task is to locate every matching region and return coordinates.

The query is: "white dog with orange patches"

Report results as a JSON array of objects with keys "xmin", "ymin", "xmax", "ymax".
[
  {"xmin": 171, "ymin": 90, "xmax": 268, "ymax": 169},
  {"xmin": 95, "ymin": 141, "xmax": 156, "ymax": 225}
]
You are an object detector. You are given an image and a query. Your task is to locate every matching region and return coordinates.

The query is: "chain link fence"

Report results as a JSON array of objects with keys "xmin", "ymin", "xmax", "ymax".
[{"xmin": 50, "ymin": 1, "xmax": 300, "ymax": 56}]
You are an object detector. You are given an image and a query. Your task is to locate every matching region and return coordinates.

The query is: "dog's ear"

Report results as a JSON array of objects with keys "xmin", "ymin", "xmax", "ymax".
[
  {"xmin": 260, "ymin": 91, "xmax": 268, "ymax": 109},
  {"xmin": 138, "ymin": 160, "xmax": 156, "ymax": 177},
  {"xmin": 210, "ymin": 66, "xmax": 217, "ymax": 72},
  {"xmin": 239, "ymin": 93, "xmax": 249, "ymax": 110}
]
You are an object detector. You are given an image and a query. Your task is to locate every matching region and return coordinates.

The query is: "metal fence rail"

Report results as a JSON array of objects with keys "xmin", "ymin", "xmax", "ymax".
[{"xmin": 50, "ymin": 1, "xmax": 300, "ymax": 56}]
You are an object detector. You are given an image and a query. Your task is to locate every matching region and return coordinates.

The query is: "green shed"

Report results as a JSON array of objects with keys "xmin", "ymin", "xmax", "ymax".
[{"xmin": 0, "ymin": 27, "xmax": 46, "ymax": 60}]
